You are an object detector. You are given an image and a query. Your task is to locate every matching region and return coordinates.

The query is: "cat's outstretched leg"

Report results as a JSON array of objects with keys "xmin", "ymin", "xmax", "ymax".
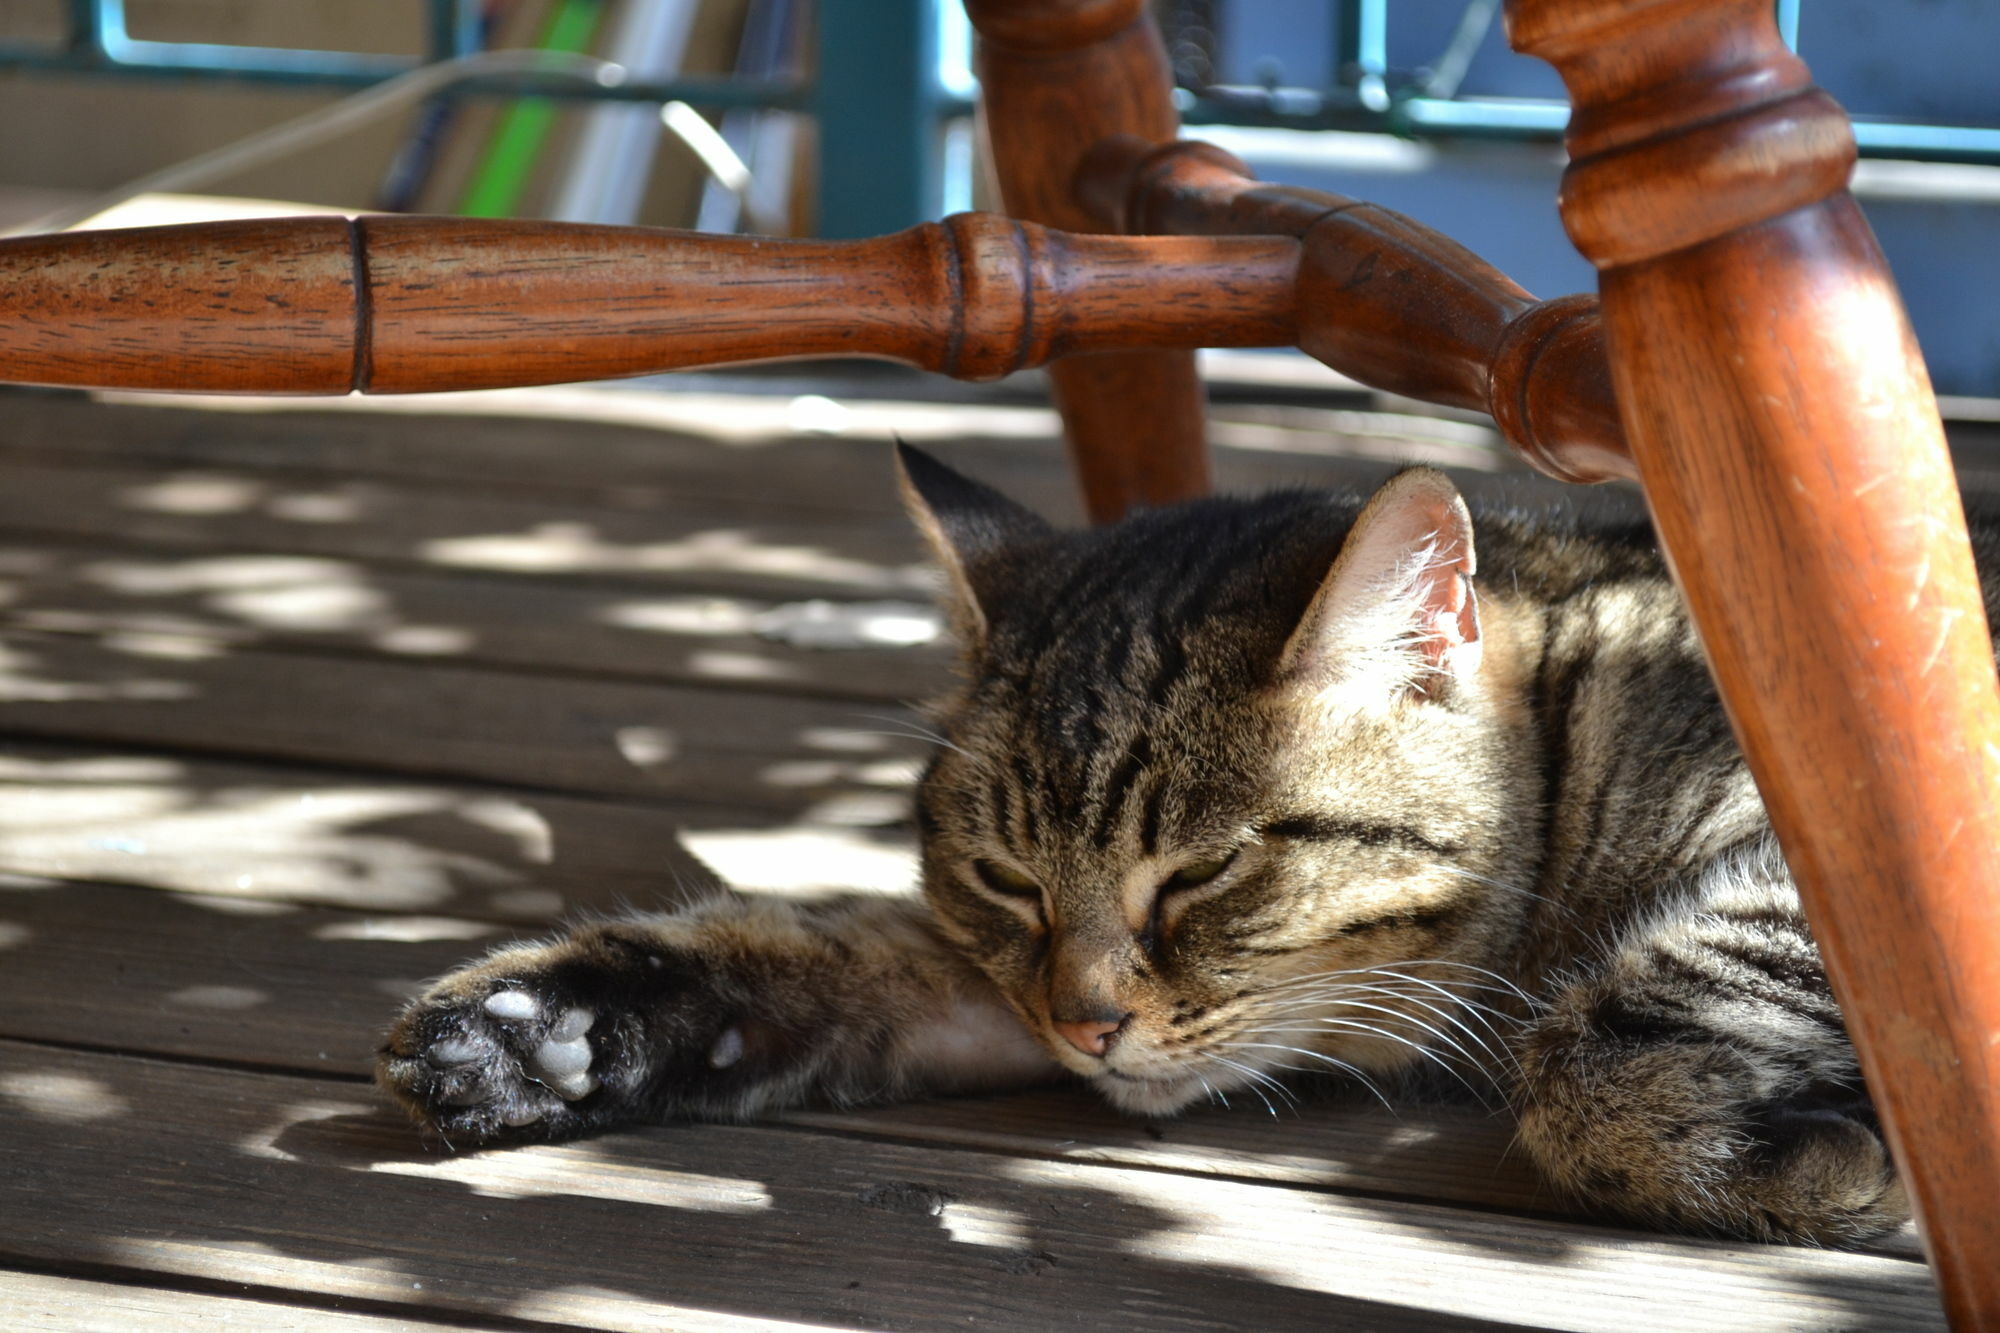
[
  {"xmin": 1511, "ymin": 843, "xmax": 1908, "ymax": 1245},
  {"xmin": 377, "ymin": 893, "xmax": 1058, "ymax": 1147}
]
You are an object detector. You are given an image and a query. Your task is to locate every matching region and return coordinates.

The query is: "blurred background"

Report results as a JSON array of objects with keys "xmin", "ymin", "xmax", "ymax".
[{"xmin": 0, "ymin": 0, "xmax": 1995, "ymax": 396}]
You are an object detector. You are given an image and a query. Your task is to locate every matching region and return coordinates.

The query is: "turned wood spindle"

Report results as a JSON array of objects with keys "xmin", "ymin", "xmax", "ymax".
[
  {"xmin": 967, "ymin": 0, "xmax": 1209, "ymax": 522},
  {"xmin": 0, "ymin": 213, "xmax": 1299, "ymax": 395},
  {"xmin": 1074, "ymin": 134, "xmax": 1631, "ymax": 484},
  {"xmin": 1510, "ymin": 2, "xmax": 2000, "ymax": 1323}
]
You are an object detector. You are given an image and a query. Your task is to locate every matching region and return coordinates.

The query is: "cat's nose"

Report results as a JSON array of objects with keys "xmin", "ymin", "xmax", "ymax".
[{"xmin": 1053, "ymin": 1015, "xmax": 1128, "ymax": 1057}]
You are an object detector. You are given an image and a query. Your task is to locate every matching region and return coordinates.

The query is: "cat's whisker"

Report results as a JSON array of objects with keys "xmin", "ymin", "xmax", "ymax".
[
  {"xmin": 1265, "ymin": 959, "xmax": 1530, "ymax": 1004},
  {"xmin": 1269, "ymin": 980, "xmax": 1530, "ymax": 1064},
  {"xmin": 1261, "ymin": 987, "xmax": 1520, "ymax": 1083},
  {"xmin": 847, "ymin": 712, "xmax": 973, "ymax": 760},
  {"xmin": 1235, "ymin": 1018, "xmax": 1494, "ymax": 1105},
  {"xmin": 1268, "ymin": 1017, "xmax": 1499, "ymax": 1099},
  {"xmin": 1200, "ymin": 1053, "xmax": 1293, "ymax": 1117},
  {"xmin": 1216, "ymin": 1051, "xmax": 1302, "ymax": 1112},
  {"xmin": 1215, "ymin": 1042, "xmax": 1396, "ymax": 1113},
  {"xmin": 1270, "ymin": 980, "xmax": 1524, "ymax": 1073},
  {"xmin": 1268, "ymin": 992, "xmax": 1472, "ymax": 1053},
  {"xmin": 1353, "ymin": 963, "xmax": 1532, "ymax": 1008},
  {"xmin": 1257, "ymin": 1007, "xmax": 1490, "ymax": 1083},
  {"xmin": 1261, "ymin": 975, "xmax": 1523, "ymax": 1032}
]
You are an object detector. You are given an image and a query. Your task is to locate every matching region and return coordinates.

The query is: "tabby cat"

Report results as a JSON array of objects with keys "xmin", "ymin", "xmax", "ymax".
[{"xmin": 378, "ymin": 443, "xmax": 1966, "ymax": 1247}]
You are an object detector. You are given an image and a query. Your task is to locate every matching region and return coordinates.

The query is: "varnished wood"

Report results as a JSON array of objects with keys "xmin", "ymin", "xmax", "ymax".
[
  {"xmin": 1510, "ymin": 1, "xmax": 2000, "ymax": 1323},
  {"xmin": 967, "ymin": 0, "xmax": 1210, "ymax": 520},
  {"xmin": 0, "ymin": 202, "xmax": 1630, "ymax": 484},
  {"xmin": 0, "ymin": 216, "xmax": 359, "ymax": 394},
  {"xmin": 0, "ymin": 214, "xmax": 1298, "ymax": 395},
  {"xmin": 1075, "ymin": 135, "xmax": 1631, "ymax": 484}
]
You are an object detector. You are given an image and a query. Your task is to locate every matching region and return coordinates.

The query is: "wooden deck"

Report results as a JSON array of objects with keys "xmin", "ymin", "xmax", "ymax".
[{"xmin": 0, "ymin": 374, "xmax": 1957, "ymax": 1331}]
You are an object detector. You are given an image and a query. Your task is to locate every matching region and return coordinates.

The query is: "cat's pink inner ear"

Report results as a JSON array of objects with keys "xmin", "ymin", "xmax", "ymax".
[
  {"xmin": 1280, "ymin": 468, "xmax": 1481, "ymax": 691},
  {"xmin": 1410, "ymin": 522, "xmax": 1482, "ymax": 687}
]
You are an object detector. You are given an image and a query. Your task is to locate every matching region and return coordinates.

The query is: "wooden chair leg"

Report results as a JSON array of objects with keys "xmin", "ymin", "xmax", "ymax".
[
  {"xmin": 964, "ymin": 0, "xmax": 1208, "ymax": 523},
  {"xmin": 1511, "ymin": 2, "xmax": 2000, "ymax": 1322}
]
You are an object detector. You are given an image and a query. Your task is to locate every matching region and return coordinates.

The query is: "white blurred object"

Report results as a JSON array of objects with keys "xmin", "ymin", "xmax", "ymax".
[{"xmin": 547, "ymin": 0, "xmax": 699, "ymax": 225}]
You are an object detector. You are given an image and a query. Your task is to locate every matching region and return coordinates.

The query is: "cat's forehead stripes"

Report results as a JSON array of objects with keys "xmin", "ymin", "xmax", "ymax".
[{"xmin": 1260, "ymin": 814, "xmax": 1466, "ymax": 859}]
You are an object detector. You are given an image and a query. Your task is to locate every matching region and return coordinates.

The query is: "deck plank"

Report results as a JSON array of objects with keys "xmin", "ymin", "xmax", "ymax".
[
  {"xmin": 1, "ymin": 391, "xmax": 1095, "ymax": 521},
  {"xmin": 0, "ymin": 874, "xmax": 1924, "ymax": 1260},
  {"xmin": 0, "ymin": 453, "xmax": 935, "ymax": 603},
  {"xmin": 0, "ymin": 538, "xmax": 954, "ymax": 702},
  {"xmin": 0, "ymin": 739, "xmax": 920, "ymax": 914},
  {"xmin": 0, "ymin": 391, "xmax": 1947, "ymax": 1324},
  {"xmin": 0, "ymin": 628, "xmax": 932, "ymax": 812},
  {"xmin": 4, "ymin": 390, "xmax": 1520, "ymax": 521},
  {"xmin": 7, "ymin": 1270, "xmax": 512, "ymax": 1332},
  {"xmin": 0, "ymin": 876, "xmax": 1547, "ymax": 1217},
  {"xmin": 0, "ymin": 1040, "xmax": 1943, "ymax": 1333}
]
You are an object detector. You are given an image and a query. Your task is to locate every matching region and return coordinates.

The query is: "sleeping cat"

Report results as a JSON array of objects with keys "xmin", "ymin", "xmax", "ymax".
[{"xmin": 377, "ymin": 443, "xmax": 1967, "ymax": 1247}]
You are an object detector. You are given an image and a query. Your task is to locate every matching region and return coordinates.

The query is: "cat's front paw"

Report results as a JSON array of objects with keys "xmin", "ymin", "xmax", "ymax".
[
  {"xmin": 377, "ymin": 925, "xmax": 749, "ymax": 1147},
  {"xmin": 379, "ymin": 978, "xmax": 604, "ymax": 1143},
  {"xmin": 1515, "ymin": 1016, "xmax": 1909, "ymax": 1245}
]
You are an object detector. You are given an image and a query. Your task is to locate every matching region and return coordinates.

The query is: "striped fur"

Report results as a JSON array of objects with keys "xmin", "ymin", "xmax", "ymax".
[
  {"xmin": 379, "ymin": 448, "xmax": 1987, "ymax": 1247},
  {"xmin": 899, "ymin": 447, "xmax": 1925, "ymax": 1246}
]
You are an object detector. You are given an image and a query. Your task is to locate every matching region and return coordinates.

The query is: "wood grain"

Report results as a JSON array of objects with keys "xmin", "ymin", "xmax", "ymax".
[
  {"xmin": 0, "ymin": 218, "xmax": 357, "ymax": 394},
  {"xmin": 0, "ymin": 390, "xmax": 1524, "ymax": 527},
  {"xmin": 967, "ymin": 0, "xmax": 1211, "ymax": 520},
  {"xmin": 0, "ymin": 1040, "xmax": 1946, "ymax": 1332},
  {"xmin": 0, "ymin": 737, "xmax": 803, "ymax": 918},
  {"xmin": 0, "ymin": 875, "xmax": 1551, "ymax": 1214},
  {"xmin": 0, "ymin": 450, "xmax": 938, "ymax": 604},
  {"xmin": 0, "ymin": 628, "xmax": 930, "ymax": 814},
  {"xmin": 0, "ymin": 869, "xmax": 1925, "ymax": 1263},
  {"xmin": 1510, "ymin": 0, "xmax": 2000, "ymax": 1321},
  {"xmin": 0, "ymin": 214, "xmax": 1298, "ymax": 395},
  {"xmin": 0, "ymin": 535, "xmax": 955, "ymax": 703},
  {"xmin": 1074, "ymin": 135, "xmax": 1631, "ymax": 485},
  {"xmin": 4, "ymin": 1271, "xmax": 492, "ymax": 1332}
]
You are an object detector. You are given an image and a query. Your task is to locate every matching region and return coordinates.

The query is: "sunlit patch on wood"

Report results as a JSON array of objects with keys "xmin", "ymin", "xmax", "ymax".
[{"xmin": 0, "ymin": 1070, "xmax": 129, "ymax": 1122}]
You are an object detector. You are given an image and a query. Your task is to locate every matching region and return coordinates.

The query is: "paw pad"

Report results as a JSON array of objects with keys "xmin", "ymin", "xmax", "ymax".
[
  {"xmin": 483, "ymin": 990, "xmax": 540, "ymax": 1021},
  {"xmin": 708, "ymin": 1025, "xmax": 745, "ymax": 1070},
  {"xmin": 394, "ymin": 991, "xmax": 603, "ymax": 1132}
]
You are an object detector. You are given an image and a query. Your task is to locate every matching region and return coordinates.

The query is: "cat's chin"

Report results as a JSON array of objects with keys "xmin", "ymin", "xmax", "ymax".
[{"xmin": 1091, "ymin": 1068, "xmax": 1215, "ymax": 1117}]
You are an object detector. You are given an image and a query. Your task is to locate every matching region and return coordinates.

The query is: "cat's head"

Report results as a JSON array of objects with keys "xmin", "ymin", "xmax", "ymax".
[{"xmin": 898, "ymin": 446, "xmax": 1538, "ymax": 1114}]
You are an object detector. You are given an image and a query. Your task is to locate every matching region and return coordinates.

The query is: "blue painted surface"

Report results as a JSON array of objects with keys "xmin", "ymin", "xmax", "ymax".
[
  {"xmin": 814, "ymin": 0, "xmax": 941, "ymax": 237},
  {"xmin": 1207, "ymin": 0, "xmax": 2000, "ymax": 396}
]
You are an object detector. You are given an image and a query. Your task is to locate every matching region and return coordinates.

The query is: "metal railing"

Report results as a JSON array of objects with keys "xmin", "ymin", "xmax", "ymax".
[{"xmin": 3, "ymin": 0, "xmax": 1996, "ymax": 241}]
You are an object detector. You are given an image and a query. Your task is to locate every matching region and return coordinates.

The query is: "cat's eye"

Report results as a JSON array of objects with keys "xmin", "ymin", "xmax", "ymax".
[
  {"xmin": 973, "ymin": 859, "xmax": 1041, "ymax": 900},
  {"xmin": 1162, "ymin": 850, "xmax": 1237, "ymax": 893}
]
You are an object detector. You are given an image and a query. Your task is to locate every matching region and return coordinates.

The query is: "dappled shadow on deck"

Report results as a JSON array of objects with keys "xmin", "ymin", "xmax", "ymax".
[
  {"xmin": 0, "ymin": 387, "xmax": 1949, "ymax": 1330},
  {"xmin": 0, "ymin": 1027, "xmax": 1941, "ymax": 1333}
]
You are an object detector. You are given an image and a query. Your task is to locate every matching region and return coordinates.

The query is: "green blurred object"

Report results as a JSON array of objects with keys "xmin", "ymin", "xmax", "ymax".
[{"xmin": 457, "ymin": 0, "xmax": 605, "ymax": 218}]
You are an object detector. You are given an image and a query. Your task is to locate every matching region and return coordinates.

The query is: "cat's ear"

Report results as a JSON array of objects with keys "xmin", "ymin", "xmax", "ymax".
[
  {"xmin": 895, "ymin": 442, "xmax": 1052, "ymax": 651},
  {"xmin": 1277, "ymin": 467, "xmax": 1481, "ymax": 698}
]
